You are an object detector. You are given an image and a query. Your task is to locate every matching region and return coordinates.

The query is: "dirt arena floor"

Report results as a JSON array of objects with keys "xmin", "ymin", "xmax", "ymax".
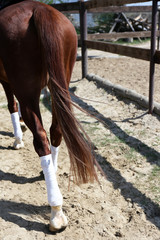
[{"xmin": 0, "ymin": 41, "xmax": 160, "ymax": 239}]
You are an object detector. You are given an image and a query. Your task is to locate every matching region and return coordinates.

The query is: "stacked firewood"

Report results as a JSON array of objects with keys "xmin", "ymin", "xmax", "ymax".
[
  {"xmin": 110, "ymin": 13, "xmax": 151, "ymax": 33},
  {"xmin": 128, "ymin": 14, "xmax": 151, "ymax": 31}
]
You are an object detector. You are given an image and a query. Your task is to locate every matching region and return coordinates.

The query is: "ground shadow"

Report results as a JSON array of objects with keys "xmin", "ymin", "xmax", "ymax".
[
  {"xmin": 0, "ymin": 130, "xmax": 14, "ymax": 149},
  {"xmin": 94, "ymin": 150, "xmax": 160, "ymax": 229},
  {"xmin": 0, "ymin": 200, "xmax": 64, "ymax": 235},
  {"xmin": 70, "ymin": 87, "xmax": 160, "ymax": 229},
  {"xmin": 70, "ymin": 87, "xmax": 160, "ymax": 167},
  {"xmin": 0, "ymin": 130, "xmax": 13, "ymax": 137},
  {"xmin": 0, "ymin": 145, "xmax": 13, "ymax": 150},
  {"xmin": 0, "ymin": 169, "xmax": 44, "ymax": 184}
]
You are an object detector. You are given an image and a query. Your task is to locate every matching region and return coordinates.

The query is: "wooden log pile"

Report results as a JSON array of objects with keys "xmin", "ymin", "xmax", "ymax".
[
  {"xmin": 129, "ymin": 14, "xmax": 151, "ymax": 31},
  {"xmin": 110, "ymin": 13, "xmax": 151, "ymax": 33}
]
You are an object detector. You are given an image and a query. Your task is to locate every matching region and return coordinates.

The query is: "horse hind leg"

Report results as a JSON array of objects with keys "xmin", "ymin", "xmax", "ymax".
[
  {"xmin": 41, "ymin": 153, "xmax": 68, "ymax": 232},
  {"xmin": 46, "ymin": 86, "xmax": 68, "ymax": 231},
  {"xmin": 6, "ymin": 64, "xmax": 66, "ymax": 231},
  {"xmin": 0, "ymin": 80, "xmax": 24, "ymax": 149},
  {"xmin": 17, "ymin": 92, "xmax": 67, "ymax": 231}
]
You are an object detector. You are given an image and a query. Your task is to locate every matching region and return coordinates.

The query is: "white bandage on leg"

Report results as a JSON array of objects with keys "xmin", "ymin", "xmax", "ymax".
[
  {"xmin": 51, "ymin": 145, "xmax": 59, "ymax": 172},
  {"xmin": 11, "ymin": 112, "xmax": 23, "ymax": 140},
  {"xmin": 11, "ymin": 112, "xmax": 24, "ymax": 149},
  {"xmin": 40, "ymin": 154, "xmax": 63, "ymax": 206}
]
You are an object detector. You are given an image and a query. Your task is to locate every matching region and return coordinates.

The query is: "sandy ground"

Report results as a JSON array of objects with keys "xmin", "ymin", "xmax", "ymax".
[{"xmin": 0, "ymin": 41, "xmax": 160, "ymax": 239}]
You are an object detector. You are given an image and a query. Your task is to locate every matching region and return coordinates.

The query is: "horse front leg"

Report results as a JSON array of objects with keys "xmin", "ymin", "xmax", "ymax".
[
  {"xmin": 19, "ymin": 98, "xmax": 67, "ymax": 231},
  {"xmin": 0, "ymin": 80, "xmax": 24, "ymax": 149}
]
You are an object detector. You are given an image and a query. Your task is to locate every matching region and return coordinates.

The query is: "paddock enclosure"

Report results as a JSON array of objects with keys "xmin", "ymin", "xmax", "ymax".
[{"xmin": 1, "ymin": 0, "xmax": 160, "ymax": 239}]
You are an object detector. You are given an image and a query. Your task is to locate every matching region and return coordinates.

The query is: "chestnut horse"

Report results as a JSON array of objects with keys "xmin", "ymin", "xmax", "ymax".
[{"xmin": 0, "ymin": 0, "xmax": 97, "ymax": 232}]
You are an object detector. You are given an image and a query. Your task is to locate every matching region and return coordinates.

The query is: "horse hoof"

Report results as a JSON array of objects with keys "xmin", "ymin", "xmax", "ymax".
[
  {"xmin": 13, "ymin": 139, "xmax": 24, "ymax": 150},
  {"xmin": 49, "ymin": 206, "xmax": 68, "ymax": 232}
]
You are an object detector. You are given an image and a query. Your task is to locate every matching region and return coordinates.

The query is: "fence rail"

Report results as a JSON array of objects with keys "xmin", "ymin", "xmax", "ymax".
[
  {"xmin": 87, "ymin": 31, "xmax": 160, "ymax": 41},
  {"xmin": 87, "ymin": 6, "xmax": 152, "ymax": 13},
  {"xmin": 52, "ymin": 2, "xmax": 152, "ymax": 13},
  {"xmin": 85, "ymin": 40, "xmax": 160, "ymax": 63},
  {"xmin": 85, "ymin": 0, "xmax": 151, "ymax": 9}
]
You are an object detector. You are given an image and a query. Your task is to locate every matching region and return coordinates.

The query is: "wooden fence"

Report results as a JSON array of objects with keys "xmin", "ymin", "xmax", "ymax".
[{"xmin": 52, "ymin": 0, "xmax": 160, "ymax": 114}]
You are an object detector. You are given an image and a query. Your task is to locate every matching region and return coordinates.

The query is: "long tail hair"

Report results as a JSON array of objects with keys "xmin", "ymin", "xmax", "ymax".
[{"xmin": 33, "ymin": 4, "xmax": 98, "ymax": 184}]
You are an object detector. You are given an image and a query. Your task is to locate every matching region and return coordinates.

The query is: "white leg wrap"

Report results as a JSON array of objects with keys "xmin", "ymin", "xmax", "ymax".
[
  {"xmin": 11, "ymin": 112, "xmax": 24, "ymax": 149},
  {"xmin": 11, "ymin": 112, "xmax": 23, "ymax": 140},
  {"xmin": 40, "ymin": 154, "xmax": 63, "ymax": 206},
  {"xmin": 51, "ymin": 145, "xmax": 59, "ymax": 173}
]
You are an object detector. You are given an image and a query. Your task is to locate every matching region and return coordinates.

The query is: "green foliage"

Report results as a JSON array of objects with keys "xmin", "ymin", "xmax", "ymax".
[{"xmin": 93, "ymin": 13, "xmax": 115, "ymax": 33}]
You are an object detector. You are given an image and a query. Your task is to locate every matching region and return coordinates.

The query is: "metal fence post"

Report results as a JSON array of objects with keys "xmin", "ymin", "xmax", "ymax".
[
  {"xmin": 80, "ymin": 0, "xmax": 88, "ymax": 78},
  {"xmin": 149, "ymin": 0, "xmax": 158, "ymax": 113}
]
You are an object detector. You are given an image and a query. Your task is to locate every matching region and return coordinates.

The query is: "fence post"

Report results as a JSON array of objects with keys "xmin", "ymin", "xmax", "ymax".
[
  {"xmin": 157, "ymin": 8, "xmax": 160, "ymax": 49},
  {"xmin": 149, "ymin": 0, "xmax": 158, "ymax": 114},
  {"xmin": 80, "ymin": 0, "xmax": 88, "ymax": 78}
]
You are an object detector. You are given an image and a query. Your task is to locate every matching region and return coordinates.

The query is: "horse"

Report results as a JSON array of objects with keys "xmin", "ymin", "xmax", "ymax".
[{"xmin": 0, "ymin": 0, "xmax": 98, "ymax": 232}]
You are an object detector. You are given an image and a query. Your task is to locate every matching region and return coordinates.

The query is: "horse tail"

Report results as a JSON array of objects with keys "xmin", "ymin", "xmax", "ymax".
[{"xmin": 33, "ymin": 4, "xmax": 98, "ymax": 184}]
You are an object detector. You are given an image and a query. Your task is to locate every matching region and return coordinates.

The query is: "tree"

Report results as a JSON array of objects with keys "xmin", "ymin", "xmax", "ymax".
[{"xmin": 93, "ymin": 13, "xmax": 115, "ymax": 33}]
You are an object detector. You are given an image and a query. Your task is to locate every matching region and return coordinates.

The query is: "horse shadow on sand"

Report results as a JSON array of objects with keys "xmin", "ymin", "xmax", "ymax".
[
  {"xmin": 0, "ymin": 131, "xmax": 14, "ymax": 149},
  {"xmin": 0, "ymin": 200, "xmax": 65, "ymax": 235},
  {"xmin": 0, "ymin": 169, "xmax": 44, "ymax": 184},
  {"xmin": 68, "ymin": 85, "xmax": 160, "ymax": 230}
]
